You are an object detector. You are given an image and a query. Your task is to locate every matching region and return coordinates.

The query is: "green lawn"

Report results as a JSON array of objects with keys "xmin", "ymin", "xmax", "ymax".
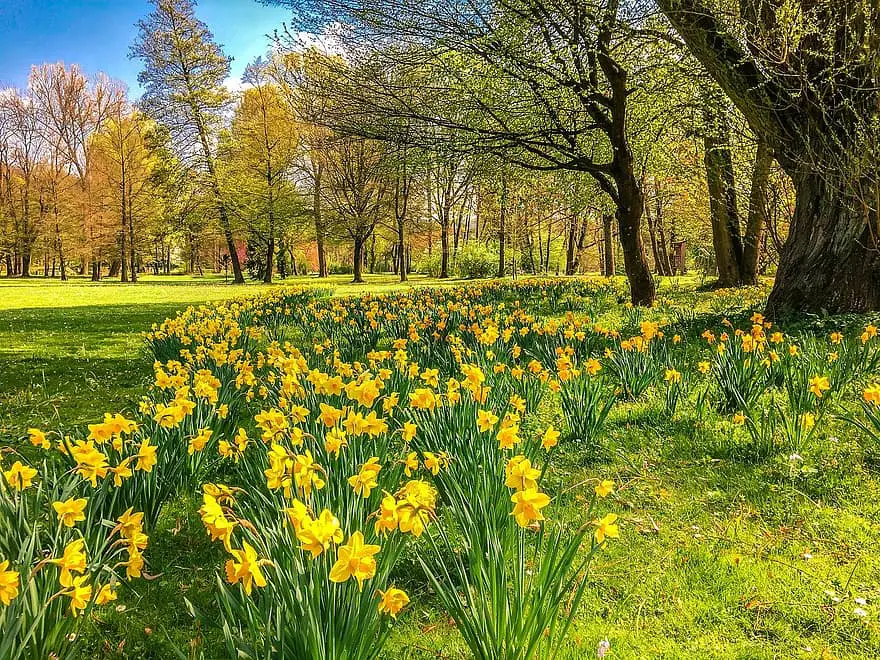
[{"xmin": 2, "ymin": 274, "xmax": 879, "ymax": 659}]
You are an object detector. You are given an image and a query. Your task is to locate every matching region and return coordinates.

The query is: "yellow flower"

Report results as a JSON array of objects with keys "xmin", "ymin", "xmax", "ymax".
[
  {"xmin": 497, "ymin": 424, "xmax": 520, "ymax": 449},
  {"xmin": 401, "ymin": 422, "xmax": 417, "ymax": 442},
  {"xmin": 0, "ymin": 560, "xmax": 20, "ymax": 605},
  {"xmin": 297, "ymin": 509, "xmax": 344, "ymax": 557},
  {"xmin": 402, "ymin": 452, "xmax": 419, "ymax": 477},
  {"xmin": 329, "ymin": 531, "xmax": 381, "ymax": 590},
  {"xmin": 830, "ymin": 331, "xmax": 843, "ymax": 344},
  {"xmin": 319, "ymin": 403, "xmax": 344, "ymax": 428},
  {"xmin": 70, "ymin": 440, "xmax": 109, "ymax": 486},
  {"xmin": 199, "ymin": 493, "xmax": 237, "ymax": 552},
  {"xmin": 378, "ymin": 586, "xmax": 409, "ymax": 618},
  {"xmin": 348, "ymin": 458, "xmax": 382, "ymax": 498},
  {"xmin": 52, "ymin": 539, "xmax": 87, "ymax": 587},
  {"xmin": 189, "ymin": 428, "xmax": 213, "ymax": 455},
  {"xmin": 863, "ymin": 384, "xmax": 880, "ymax": 406},
  {"xmin": 53, "ymin": 498, "xmax": 88, "ymax": 528},
  {"xmin": 293, "ymin": 451, "xmax": 326, "ymax": 497},
  {"xmin": 801, "ymin": 412, "xmax": 816, "ymax": 430},
  {"xmin": 593, "ymin": 513, "xmax": 620, "ymax": 544},
  {"xmin": 595, "ymin": 480, "xmax": 615, "ymax": 498},
  {"xmin": 324, "ymin": 426, "xmax": 348, "ymax": 457},
  {"xmin": 3, "ymin": 461, "xmax": 37, "ymax": 490},
  {"xmin": 732, "ymin": 412, "xmax": 746, "ymax": 425},
  {"xmin": 28, "ymin": 428, "xmax": 50, "ymax": 449},
  {"xmin": 409, "ymin": 388, "xmax": 438, "ymax": 411},
  {"xmin": 664, "ymin": 368, "xmax": 682, "ymax": 384},
  {"xmin": 697, "ymin": 361, "xmax": 711, "ymax": 374},
  {"xmin": 505, "ymin": 456, "xmax": 540, "ymax": 492},
  {"xmin": 117, "ymin": 508, "xmax": 145, "ymax": 542},
  {"xmin": 95, "ymin": 583, "xmax": 117, "ymax": 605},
  {"xmin": 541, "ymin": 426, "xmax": 560, "ymax": 451},
  {"xmin": 423, "ymin": 451, "xmax": 448, "ymax": 475},
  {"xmin": 476, "ymin": 409, "xmax": 499, "ymax": 433},
  {"xmin": 808, "ymin": 375, "xmax": 830, "ymax": 398},
  {"xmin": 420, "ymin": 368, "xmax": 440, "ymax": 388},
  {"xmin": 585, "ymin": 358, "xmax": 602, "ymax": 376},
  {"xmin": 395, "ymin": 480, "xmax": 437, "ymax": 537},
  {"xmin": 65, "ymin": 575, "xmax": 92, "ymax": 617},
  {"xmin": 134, "ymin": 438, "xmax": 158, "ymax": 472},
  {"xmin": 225, "ymin": 541, "xmax": 269, "ymax": 595},
  {"xmin": 510, "ymin": 488, "xmax": 550, "ymax": 527}
]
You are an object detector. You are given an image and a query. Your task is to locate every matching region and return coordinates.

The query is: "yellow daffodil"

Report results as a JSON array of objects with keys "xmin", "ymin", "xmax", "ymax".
[
  {"xmin": 378, "ymin": 586, "xmax": 409, "ymax": 618},
  {"xmin": 53, "ymin": 498, "xmax": 88, "ymax": 528},
  {"xmin": 329, "ymin": 532, "xmax": 380, "ymax": 590}
]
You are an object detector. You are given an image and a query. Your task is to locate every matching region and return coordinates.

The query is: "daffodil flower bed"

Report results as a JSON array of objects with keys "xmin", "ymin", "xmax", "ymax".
[{"xmin": 4, "ymin": 279, "xmax": 880, "ymax": 658}]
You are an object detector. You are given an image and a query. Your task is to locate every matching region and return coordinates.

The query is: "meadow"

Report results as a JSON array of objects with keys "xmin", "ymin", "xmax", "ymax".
[{"xmin": 1, "ymin": 275, "xmax": 880, "ymax": 659}]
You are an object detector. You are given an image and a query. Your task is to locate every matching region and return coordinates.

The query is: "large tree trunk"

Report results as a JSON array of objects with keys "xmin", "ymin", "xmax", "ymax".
[
  {"xmin": 658, "ymin": 0, "xmax": 880, "ymax": 313},
  {"xmin": 766, "ymin": 168, "xmax": 880, "ymax": 314},
  {"xmin": 742, "ymin": 138, "xmax": 772, "ymax": 285}
]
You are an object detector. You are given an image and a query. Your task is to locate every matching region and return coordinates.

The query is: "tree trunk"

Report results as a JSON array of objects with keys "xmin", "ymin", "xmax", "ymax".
[
  {"xmin": 644, "ymin": 188, "xmax": 664, "ymax": 275},
  {"xmin": 314, "ymin": 162, "xmax": 328, "ymax": 278},
  {"xmin": 498, "ymin": 172, "xmax": 507, "ymax": 278},
  {"xmin": 766, "ymin": 168, "xmax": 880, "ymax": 315},
  {"xmin": 129, "ymin": 194, "xmax": 137, "ymax": 283},
  {"xmin": 602, "ymin": 213, "xmax": 615, "ymax": 277},
  {"xmin": 654, "ymin": 182, "xmax": 674, "ymax": 275},
  {"xmin": 703, "ymin": 103, "xmax": 745, "ymax": 286},
  {"xmin": 397, "ymin": 220, "xmax": 407, "ymax": 282},
  {"xmin": 352, "ymin": 234, "xmax": 365, "ymax": 283},
  {"xmin": 565, "ymin": 215, "xmax": 578, "ymax": 275},
  {"xmin": 742, "ymin": 138, "xmax": 772, "ymax": 285},
  {"xmin": 439, "ymin": 204, "xmax": 450, "ymax": 278},
  {"xmin": 264, "ymin": 194, "xmax": 275, "ymax": 284}
]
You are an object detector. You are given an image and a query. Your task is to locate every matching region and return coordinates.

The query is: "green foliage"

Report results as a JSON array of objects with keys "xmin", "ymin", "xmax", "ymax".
[{"xmin": 454, "ymin": 243, "xmax": 497, "ymax": 279}]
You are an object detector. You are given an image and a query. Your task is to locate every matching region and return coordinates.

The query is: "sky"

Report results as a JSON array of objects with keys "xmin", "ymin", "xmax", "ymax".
[{"xmin": 0, "ymin": 0, "xmax": 293, "ymax": 96}]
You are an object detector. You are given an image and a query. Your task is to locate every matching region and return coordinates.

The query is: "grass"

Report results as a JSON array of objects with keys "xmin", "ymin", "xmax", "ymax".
[{"xmin": 2, "ymin": 274, "xmax": 880, "ymax": 658}]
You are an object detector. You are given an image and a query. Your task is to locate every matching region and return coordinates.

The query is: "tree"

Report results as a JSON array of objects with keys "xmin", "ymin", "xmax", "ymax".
[
  {"xmin": 658, "ymin": 0, "xmax": 880, "ymax": 313},
  {"xmin": 0, "ymin": 90, "xmax": 45, "ymax": 277},
  {"xmin": 28, "ymin": 63, "xmax": 124, "ymax": 280},
  {"xmin": 323, "ymin": 137, "xmax": 390, "ymax": 283},
  {"xmin": 131, "ymin": 0, "xmax": 245, "ymax": 283},
  {"xmin": 268, "ymin": 50, "xmax": 342, "ymax": 278},
  {"xmin": 223, "ymin": 60, "xmax": 301, "ymax": 283},
  {"xmin": 91, "ymin": 108, "xmax": 161, "ymax": 282}
]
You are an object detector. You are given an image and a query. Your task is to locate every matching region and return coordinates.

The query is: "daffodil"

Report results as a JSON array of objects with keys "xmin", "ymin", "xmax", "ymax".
[
  {"xmin": 3, "ymin": 461, "xmax": 37, "ymax": 490},
  {"xmin": 329, "ymin": 532, "xmax": 380, "ymax": 590},
  {"xmin": 541, "ymin": 426, "xmax": 560, "ymax": 450},
  {"xmin": 593, "ymin": 513, "xmax": 620, "ymax": 543},
  {"xmin": 510, "ymin": 488, "xmax": 550, "ymax": 527},
  {"xmin": 378, "ymin": 586, "xmax": 409, "ymax": 618},
  {"xmin": 0, "ymin": 560, "xmax": 19, "ymax": 605},
  {"xmin": 595, "ymin": 480, "xmax": 615, "ymax": 498},
  {"xmin": 225, "ymin": 541, "xmax": 269, "ymax": 595},
  {"xmin": 53, "ymin": 498, "xmax": 88, "ymax": 528}
]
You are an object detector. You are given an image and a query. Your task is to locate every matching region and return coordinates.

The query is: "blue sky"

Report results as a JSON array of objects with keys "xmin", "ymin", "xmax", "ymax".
[{"xmin": 0, "ymin": 0, "xmax": 292, "ymax": 96}]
